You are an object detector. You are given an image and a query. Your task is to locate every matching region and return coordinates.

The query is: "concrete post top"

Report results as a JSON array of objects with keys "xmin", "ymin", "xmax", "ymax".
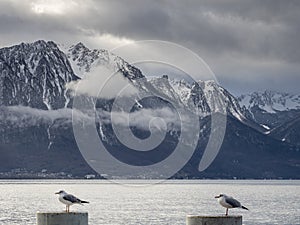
[
  {"xmin": 37, "ymin": 211, "xmax": 88, "ymax": 215},
  {"xmin": 186, "ymin": 215, "xmax": 242, "ymax": 225},
  {"xmin": 187, "ymin": 215, "xmax": 242, "ymax": 218},
  {"xmin": 37, "ymin": 212, "xmax": 88, "ymax": 225}
]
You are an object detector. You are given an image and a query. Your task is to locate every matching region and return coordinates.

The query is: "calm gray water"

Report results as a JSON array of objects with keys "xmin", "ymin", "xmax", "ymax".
[{"xmin": 0, "ymin": 180, "xmax": 299, "ymax": 225}]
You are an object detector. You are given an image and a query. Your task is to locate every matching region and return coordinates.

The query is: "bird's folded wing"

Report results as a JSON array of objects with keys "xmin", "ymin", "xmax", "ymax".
[
  {"xmin": 226, "ymin": 197, "xmax": 241, "ymax": 208},
  {"xmin": 63, "ymin": 194, "xmax": 81, "ymax": 203}
]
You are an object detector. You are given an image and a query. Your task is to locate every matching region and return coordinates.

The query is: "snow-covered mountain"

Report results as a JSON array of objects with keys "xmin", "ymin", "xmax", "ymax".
[
  {"xmin": 63, "ymin": 42, "xmax": 248, "ymax": 123},
  {"xmin": 238, "ymin": 90, "xmax": 300, "ymax": 128},
  {"xmin": 165, "ymin": 78, "xmax": 246, "ymax": 120},
  {"xmin": 62, "ymin": 42, "xmax": 144, "ymax": 80},
  {"xmin": 0, "ymin": 40, "xmax": 78, "ymax": 110},
  {"xmin": 0, "ymin": 40, "xmax": 299, "ymax": 179},
  {"xmin": 238, "ymin": 90, "xmax": 300, "ymax": 113},
  {"xmin": 61, "ymin": 42, "xmax": 251, "ymax": 124}
]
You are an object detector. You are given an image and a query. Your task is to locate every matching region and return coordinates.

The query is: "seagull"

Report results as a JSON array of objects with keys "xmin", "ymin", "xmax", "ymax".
[
  {"xmin": 55, "ymin": 190, "xmax": 89, "ymax": 213},
  {"xmin": 215, "ymin": 194, "xmax": 248, "ymax": 216}
]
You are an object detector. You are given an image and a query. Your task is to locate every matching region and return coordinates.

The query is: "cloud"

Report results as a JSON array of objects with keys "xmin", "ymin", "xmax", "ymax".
[
  {"xmin": 0, "ymin": 105, "xmax": 182, "ymax": 133},
  {"xmin": 0, "ymin": 105, "xmax": 96, "ymax": 128},
  {"xmin": 0, "ymin": 106, "xmax": 71, "ymax": 127},
  {"xmin": 30, "ymin": 0, "xmax": 79, "ymax": 15},
  {"xmin": 97, "ymin": 107, "xmax": 181, "ymax": 131},
  {"xmin": 66, "ymin": 66, "xmax": 138, "ymax": 99},
  {"xmin": 0, "ymin": 105, "xmax": 172, "ymax": 131},
  {"xmin": 0, "ymin": 0, "xmax": 299, "ymax": 94},
  {"xmin": 87, "ymin": 33, "xmax": 134, "ymax": 50}
]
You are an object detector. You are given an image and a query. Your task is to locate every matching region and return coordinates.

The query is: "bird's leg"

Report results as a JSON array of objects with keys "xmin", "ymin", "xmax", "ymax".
[
  {"xmin": 65, "ymin": 205, "xmax": 67, "ymax": 213},
  {"xmin": 67, "ymin": 205, "xmax": 69, "ymax": 213},
  {"xmin": 226, "ymin": 208, "xmax": 228, "ymax": 216}
]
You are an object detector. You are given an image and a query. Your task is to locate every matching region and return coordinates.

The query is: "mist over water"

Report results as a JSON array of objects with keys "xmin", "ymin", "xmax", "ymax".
[{"xmin": 0, "ymin": 180, "xmax": 299, "ymax": 225}]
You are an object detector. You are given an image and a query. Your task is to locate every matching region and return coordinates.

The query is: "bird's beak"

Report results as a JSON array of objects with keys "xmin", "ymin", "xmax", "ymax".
[
  {"xmin": 215, "ymin": 195, "xmax": 220, "ymax": 198},
  {"xmin": 55, "ymin": 192, "xmax": 59, "ymax": 194}
]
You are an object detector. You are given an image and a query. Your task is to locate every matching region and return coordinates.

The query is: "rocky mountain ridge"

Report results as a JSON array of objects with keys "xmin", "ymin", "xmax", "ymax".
[{"xmin": 238, "ymin": 90, "xmax": 300, "ymax": 129}]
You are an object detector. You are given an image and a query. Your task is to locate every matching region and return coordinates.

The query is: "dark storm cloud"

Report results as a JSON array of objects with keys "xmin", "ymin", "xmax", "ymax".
[
  {"xmin": 73, "ymin": 0, "xmax": 300, "ymax": 64},
  {"xmin": 0, "ymin": 0, "xmax": 299, "ymax": 94},
  {"xmin": 0, "ymin": 0, "xmax": 82, "ymax": 45}
]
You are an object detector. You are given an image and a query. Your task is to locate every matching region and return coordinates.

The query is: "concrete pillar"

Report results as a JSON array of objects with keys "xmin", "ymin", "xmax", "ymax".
[
  {"xmin": 186, "ymin": 215, "xmax": 242, "ymax": 225},
  {"xmin": 37, "ymin": 212, "xmax": 88, "ymax": 225}
]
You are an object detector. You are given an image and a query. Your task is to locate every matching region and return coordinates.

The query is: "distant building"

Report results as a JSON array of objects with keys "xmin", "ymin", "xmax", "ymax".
[{"xmin": 85, "ymin": 174, "xmax": 96, "ymax": 179}]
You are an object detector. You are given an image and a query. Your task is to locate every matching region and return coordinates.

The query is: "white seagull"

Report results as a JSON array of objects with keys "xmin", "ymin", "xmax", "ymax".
[
  {"xmin": 215, "ymin": 193, "xmax": 248, "ymax": 216},
  {"xmin": 55, "ymin": 190, "xmax": 89, "ymax": 213}
]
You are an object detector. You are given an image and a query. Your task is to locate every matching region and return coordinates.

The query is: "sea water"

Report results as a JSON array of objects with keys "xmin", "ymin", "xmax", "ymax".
[{"xmin": 0, "ymin": 180, "xmax": 299, "ymax": 225}]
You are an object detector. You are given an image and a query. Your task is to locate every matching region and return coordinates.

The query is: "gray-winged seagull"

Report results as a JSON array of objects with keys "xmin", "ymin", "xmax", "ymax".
[
  {"xmin": 215, "ymin": 193, "xmax": 248, "ymax": 216},
  {"xmin": 55, "ymin": 190, "xmax": 89, "ymax": 212}
]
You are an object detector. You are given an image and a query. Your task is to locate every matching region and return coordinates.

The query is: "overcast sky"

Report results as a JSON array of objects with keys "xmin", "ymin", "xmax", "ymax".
[{"xmin": 0, "ymin": 0, "xmax": 299, "ymax": 95}]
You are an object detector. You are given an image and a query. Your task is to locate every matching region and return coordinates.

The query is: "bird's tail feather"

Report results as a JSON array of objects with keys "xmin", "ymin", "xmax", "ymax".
[
  {"xmin": 241, "ymin": 206, "xmax": 248, "ymax": 210},
  {"xmin": 80, "ymin": 200, "xmax": 89, "ymax": 204}
]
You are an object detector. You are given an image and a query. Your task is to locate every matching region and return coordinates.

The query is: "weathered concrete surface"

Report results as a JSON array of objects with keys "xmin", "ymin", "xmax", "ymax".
[
  {"xmin": 186, "ymin": 215, "xmax": 242, "ymax": 225},
  {"xmin": 37, "ymin": 212, "xmax": 88, "ymax": 225}
]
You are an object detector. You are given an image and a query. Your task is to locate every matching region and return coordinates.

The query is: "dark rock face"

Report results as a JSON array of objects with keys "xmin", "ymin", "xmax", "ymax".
[
  {"xmin": 269, "ymin": 114, "xmax": 300, "ymax": 147},
  {"xmin": 189, "ymin": 82, "xmax": 210, "ymax": 114},
  {"xmin": 183, "ymin": 115, "xmax": 300, "ymax": 179}
]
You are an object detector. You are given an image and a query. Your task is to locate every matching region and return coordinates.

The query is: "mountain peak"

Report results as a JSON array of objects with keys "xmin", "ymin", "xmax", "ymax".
[
  {"xmin": 33, "ymin": 39, "xmax": 57, "ymax": 47},
  {"xmin": 73, "ymin": 42, "xmax": 86, "ymax": 48},
  {"xmin": 17, "ymin": 40, "xmax": 59, "ymax": 51},
  {"xmin": 64, "ymin": 42, "xmax": 144, "ymax": 80},
  {"xmin": 69, "ymin": 42, "xmax": 90, "ymax": 53}
]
